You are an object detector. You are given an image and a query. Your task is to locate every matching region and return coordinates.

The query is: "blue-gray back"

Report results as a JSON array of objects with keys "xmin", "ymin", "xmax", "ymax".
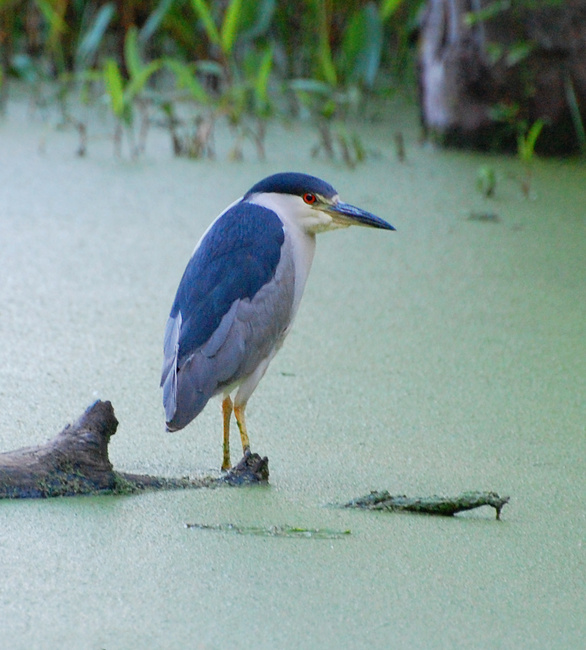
[{"xmin": 171, "ymin": 202, "xmax": 285, "ymax": 364}]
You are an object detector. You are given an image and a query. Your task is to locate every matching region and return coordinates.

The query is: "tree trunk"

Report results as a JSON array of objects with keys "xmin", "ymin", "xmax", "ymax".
[{"xmin": 418, "ymin": 0, "xmax": 586, "ymax": 154}]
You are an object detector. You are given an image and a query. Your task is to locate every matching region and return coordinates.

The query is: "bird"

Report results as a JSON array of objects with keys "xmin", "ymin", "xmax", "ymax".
[{"xmin": 161, "ymin": 172, "xmax": 395, "ymax": 471}]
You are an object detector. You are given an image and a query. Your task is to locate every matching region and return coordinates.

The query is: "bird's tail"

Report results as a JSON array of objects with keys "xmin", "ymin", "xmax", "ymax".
[{"xmin": 163, "ymin": 356, "xmax": 212, "ymax": 431}]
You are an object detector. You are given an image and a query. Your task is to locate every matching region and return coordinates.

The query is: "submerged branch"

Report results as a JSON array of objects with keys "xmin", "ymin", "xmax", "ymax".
[{"xmin": 185, "ymin": 523, "xmax": 351, "ymax": 539}]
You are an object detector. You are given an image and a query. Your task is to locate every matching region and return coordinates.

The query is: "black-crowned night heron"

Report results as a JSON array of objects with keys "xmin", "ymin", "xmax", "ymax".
[{"xmin": 161, "ymin": 172, "xmax": 395, "ymax": 470}]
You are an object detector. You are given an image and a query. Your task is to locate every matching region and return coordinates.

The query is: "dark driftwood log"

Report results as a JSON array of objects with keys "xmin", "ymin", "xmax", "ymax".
[
  {"xmin": 0, "ymin": 400, "xmax": 268, "ymax": 498},
  {"xmin": 342, "ymin": 490, "xmax": 509, "ymax": 519}
]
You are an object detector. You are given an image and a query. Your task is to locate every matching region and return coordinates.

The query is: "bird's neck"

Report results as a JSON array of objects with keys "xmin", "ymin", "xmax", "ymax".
[{"xmin": 279, "ymin": 214, "xmax": 316, "ymax": 319}]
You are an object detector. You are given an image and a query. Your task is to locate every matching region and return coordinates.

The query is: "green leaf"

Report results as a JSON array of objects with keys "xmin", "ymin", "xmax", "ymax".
[
  {"xmin": 74, "ymin": 69, "xmax": 103, "ymax": 84},
  {"xmin": 318, "ymin": 31, "xmax": 337, "ymax": 86},
  {"xmin": 10, "ymin": 54, "xmax": 39, "ymax": 84},
  {"xmin": 380, "ymin": 0, "xmax": 403, "ymax": 21},
  {"xmin": 505, "ymin": 41, "xmax": 535, "ymax": 67},
  {"xmin": 564, "ymin": 73, "xmax": 586, "ymax": 155},
  {"xmin": 221, "ymin": 0, "xmax": 243, "ymax": 55},
  {"xmin": 239, "ymin": 0, "xmax": 275, "ymax": 40},
  {"xmin": 488, "ymin": 101, "xmax": 520, "ymax": 124},
  {"xmin": 309, "ymin": 0, "xmax": 337, "ymax": 85},
  {"xmin": 517, "ymin": 119, "xmax": 544, "ymax": 163},
  {"xmin": 124, "ymin": 60, "xmax": 161, "ymax": 102},
  {"xmin": 341, "ymin": 9, "xmax": 366, "ymax": 77},
  {"xmin": 124, "ymin": 25, "xmax": 143, "ymax": 79},
  {"xmin": 464, "ymin": 0, "xmax": 510, "ymax": 27},
  {"xmin": 76, "ymin": 3, "xmax": 116, "ymax": 70},
  {"xmin": 485, "ymin": 42, "xmax": 504, "ymax": 65},
  {"xmin": 36, "ymin": 0, "xmax": 67, "ymax": 39},
  {"xmin": 103, "ymin": 58, "xmax": 125, "ymax": 118},
  {"xmin": 321, "ymin": 98, "xmax": 337, "ymax": 119},
  {"xmin": 341, "ymin": 3, "xmax": 383, "ymax": 87},
  {"xmin": 164, "ymin": 58, "xmax": 209, "ymax": 103},
  {"xmin": 254, "ymin": 45, "xmax": 274, "ymax": 113},
  {"xmin": 191, "ymin": 0, "xmax": 221, "ymax": 47},
  {"xmin": 362, "ymin": 4, "xmax": 384, "ymax": 86},
  {"xmin": 525, "ymin": 119, "xmax": 544, "ymax": 153},
  {"xmin": 195, "ymin": 60, "xmax": 224, "ymax": 77},
  {"xmin": 289, "ymin": 78, "xmax": 333, "ymax": 96},
  {"xmin": 140, "ymin": 0, "xmax": 175, "ymax": 44}
]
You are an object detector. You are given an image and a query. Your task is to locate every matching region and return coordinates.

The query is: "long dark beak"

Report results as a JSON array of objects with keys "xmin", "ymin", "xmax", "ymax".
[{"xmin": 326, "ymin": 201, "xmax": 395, "ymax": 231}]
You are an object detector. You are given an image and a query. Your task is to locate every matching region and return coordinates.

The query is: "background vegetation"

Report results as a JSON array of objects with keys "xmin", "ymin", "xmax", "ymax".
[{"xmin": 0, "ymin": 0, "xmax": 425, "ymax": 160}]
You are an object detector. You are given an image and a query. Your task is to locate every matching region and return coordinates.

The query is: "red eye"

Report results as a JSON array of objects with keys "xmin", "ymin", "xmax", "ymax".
[{"xmin": 303, "ymin": 193, "xmax": 317, "ymax": 204}]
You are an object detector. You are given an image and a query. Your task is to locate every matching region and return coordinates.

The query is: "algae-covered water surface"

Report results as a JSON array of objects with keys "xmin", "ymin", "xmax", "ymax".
[{"xmin": 1, "ymin": 103, "xmax": 585, "ymax": 649}]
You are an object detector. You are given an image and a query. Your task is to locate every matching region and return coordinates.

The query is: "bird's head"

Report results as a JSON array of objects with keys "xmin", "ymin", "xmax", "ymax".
[{"xmin": 243, "ymin": 172, "xmax": 395, "ymax": 235}]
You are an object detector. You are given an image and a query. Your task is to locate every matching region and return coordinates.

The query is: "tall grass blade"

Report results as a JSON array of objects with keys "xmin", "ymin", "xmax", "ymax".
[
  {"xmin": 341, "ymin": 3, "xmax": 383, "ymax": 87},
  {"xmin": 140, "ymin": 0, "xmax": 175, "ymax": 44},
  {"xmin": 125, "ymin": 61, "xmax": 161, "ymax": 102},
  {"xmin": 564, "ymin": 73, "xmax": 586, "ymax": 155},
  {"xmin": 36, "ymin": 0, "xmax": 67, "ymax": 41},
  {"xmin": 76, "ymin": 2, "xmax": 115, "ymax": 70},
  {"xmin": 240, "ymin": 0, "xmax": 275, "ymax": 40},
  {"xmin": 221, "ymin": 0, "xmax": 243, "ymax": 55},
  {"xmin": 254, "ymin": 44, "xmax": 274, "ymax": 111},
  {"xmin": 124, "ymin": 26, "xmax": 143, "ymax": 79},
  {"xmin": 315, "ymin": 0, "xmax": 337, "ymax": 85},
  {"xmin": 191, "ymin": 0, "xmax": 221, "ymax": 47},
  {"xmin": 164, "ymin": 58, "xmax": 209, "ymax": 103}
]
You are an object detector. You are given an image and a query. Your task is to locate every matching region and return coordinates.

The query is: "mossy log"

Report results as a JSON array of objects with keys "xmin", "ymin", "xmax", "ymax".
[
  {"xmin": 0, "ymin": 400, "xmax": 268, "ymax": 498},
  {"xmin": 342, "ymin": 490, "xmax": 509, "ymax": 519},
  {"xmin": 0, "ymin": 401, "xmax": 509, "ymax": 518}
]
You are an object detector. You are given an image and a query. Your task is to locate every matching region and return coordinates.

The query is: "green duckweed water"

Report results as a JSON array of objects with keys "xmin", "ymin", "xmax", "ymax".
[{"xmin": 0, "ymin": 100, "xmax": 585, "ymax": 649}]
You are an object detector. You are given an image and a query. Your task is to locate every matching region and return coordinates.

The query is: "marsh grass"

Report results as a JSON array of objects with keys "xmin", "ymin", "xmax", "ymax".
[{"xmin": 0, "ymin": 0, "xmax": 424, "ymax": 163}]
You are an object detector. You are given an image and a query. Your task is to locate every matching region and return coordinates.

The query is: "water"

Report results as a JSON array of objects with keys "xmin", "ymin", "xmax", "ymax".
[{"xmin": 0, "ymin": 101, "xmax": 585, "ymax": 649}]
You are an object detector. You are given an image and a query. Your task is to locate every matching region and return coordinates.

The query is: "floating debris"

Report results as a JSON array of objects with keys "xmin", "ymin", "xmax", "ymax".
[
  {"xmin": 341, "ymin": 490, "xmax": 510, "ymax": 519},
  {"xmin": 467, "ymin": 211, "xmax": 501, "ymax": 223},
  {"xmin": 185, "ymin": 522, "xmax": 351, "ymax": 539}
]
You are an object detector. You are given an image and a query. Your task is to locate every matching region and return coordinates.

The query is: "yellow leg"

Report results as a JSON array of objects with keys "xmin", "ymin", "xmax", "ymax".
[
  {"xmin": 234, "ymin": 402, "xmax": 251, "ymax": 456},
  {"xmin": 221, "ymin": 396, "xmax": 233, "ymax": 471}
]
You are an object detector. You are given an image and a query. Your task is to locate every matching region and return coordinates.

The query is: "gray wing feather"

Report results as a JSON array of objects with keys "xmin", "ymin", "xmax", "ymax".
[
  {"xmin": 199, "ymin": 258, "xmax": 295, "ymax": 390},
  {"xmin": 161, "ymin": 311, "xmax": 181, "ymax": 423},
  {"xmin": 164, "ymin": 248, "xmax": 296, "ymax": 430},
  {"xmin": 200, "ymin": 300, "xmax": 240, "ymax": 358}
]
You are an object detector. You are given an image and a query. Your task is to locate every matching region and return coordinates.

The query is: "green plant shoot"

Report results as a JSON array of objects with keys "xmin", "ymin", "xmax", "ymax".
[
  {"xmin": 518, "ymin": 119, "xmax": 544, "ymax": 163},
  {"xmin": 103, "ymin": 58, "xmax": 125, "ymax": 120}
]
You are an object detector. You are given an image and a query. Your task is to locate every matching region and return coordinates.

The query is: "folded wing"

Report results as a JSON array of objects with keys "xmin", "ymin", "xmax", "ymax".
[{"xmin": 161, "ymin": 202, "xmax": 295, "ymax": 430}]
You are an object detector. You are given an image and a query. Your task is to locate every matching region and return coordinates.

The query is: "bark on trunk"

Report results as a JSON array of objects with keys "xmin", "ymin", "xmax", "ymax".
[{"xmin": 418, "ymin": 0, "xmax": 586, "ymax": 154}]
